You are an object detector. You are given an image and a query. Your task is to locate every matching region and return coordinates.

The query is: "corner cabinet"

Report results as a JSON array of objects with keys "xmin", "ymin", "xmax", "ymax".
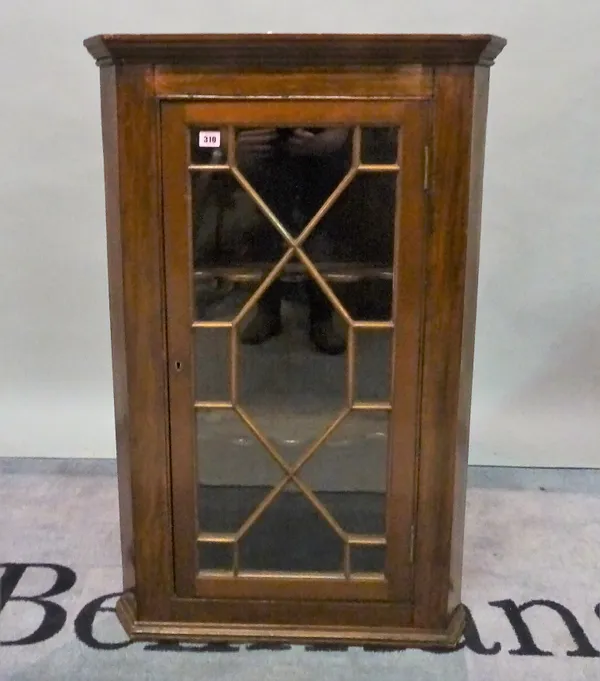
[{"xmin": 84, "ymin": 33, "xmax": 505, "ymax": 648}]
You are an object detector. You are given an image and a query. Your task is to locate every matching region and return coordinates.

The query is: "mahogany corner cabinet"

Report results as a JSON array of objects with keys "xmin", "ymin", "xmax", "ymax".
[{"xmin": 84, "ymin": 33, "xmax": 506, "ymax": 648}]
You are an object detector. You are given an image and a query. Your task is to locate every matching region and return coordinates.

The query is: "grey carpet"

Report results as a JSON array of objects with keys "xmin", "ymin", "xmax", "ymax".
[{"xmin": 2, "ymin": 459, "xmax": 600, "ymax": 680}]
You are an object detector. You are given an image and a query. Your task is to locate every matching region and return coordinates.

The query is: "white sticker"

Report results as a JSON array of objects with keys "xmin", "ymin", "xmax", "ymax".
[{"xmin": 198, "ymin": 131, "xmax": 221, "ymax": 148}]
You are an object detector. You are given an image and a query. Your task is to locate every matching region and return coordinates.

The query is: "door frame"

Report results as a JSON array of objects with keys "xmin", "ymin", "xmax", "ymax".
[{"xmin": 160, "ymin": 99, "xmax": 429, "ymax": 607}]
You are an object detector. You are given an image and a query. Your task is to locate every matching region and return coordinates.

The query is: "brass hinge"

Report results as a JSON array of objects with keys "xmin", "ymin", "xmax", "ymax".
[
  {"xmin": 423, "ymin": 146, "xmax": 430, "ymax": 192},
  {"xmin": 409, "ymin": 524, "xmax": 416, "ymax": 563}
]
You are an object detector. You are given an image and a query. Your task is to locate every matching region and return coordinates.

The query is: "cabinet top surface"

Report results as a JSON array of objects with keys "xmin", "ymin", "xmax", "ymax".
[{"xmin": 84, "ymin": 33, "xmax": 506, "ymax": 68}]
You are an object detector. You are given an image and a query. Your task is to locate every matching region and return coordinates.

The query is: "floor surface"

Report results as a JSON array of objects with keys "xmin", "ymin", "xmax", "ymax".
[{"xmin": 1, "ymin": 459, "xmax": 600, "ymax": 680}]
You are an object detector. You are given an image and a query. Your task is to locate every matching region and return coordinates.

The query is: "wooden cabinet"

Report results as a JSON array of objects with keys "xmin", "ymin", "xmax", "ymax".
[{"xmin": 84, "ymin": 33, "xmax": 505, "ymax": 647}]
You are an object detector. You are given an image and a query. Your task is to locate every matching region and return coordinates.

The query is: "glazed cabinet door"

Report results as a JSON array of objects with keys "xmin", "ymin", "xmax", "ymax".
[{"xmin": 160, "ymin": 99, "xmax": 428, "ymax": 611}]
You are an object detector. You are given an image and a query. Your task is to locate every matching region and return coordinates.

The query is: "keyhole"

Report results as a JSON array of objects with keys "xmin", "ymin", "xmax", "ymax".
[{"xmin": 175, "ymin": 361, "xmax": 183, "ymax": 372}]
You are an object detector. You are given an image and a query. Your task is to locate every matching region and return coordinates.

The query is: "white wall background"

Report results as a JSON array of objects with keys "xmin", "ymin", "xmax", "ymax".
[{"xmin": 0, "ymin": 1, "xmax": 598, "ymax": 466}]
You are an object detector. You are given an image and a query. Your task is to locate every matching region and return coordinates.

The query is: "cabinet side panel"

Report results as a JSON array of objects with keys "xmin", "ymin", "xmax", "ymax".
[
  {"xmin": 100, "ymin": 65, "xmax": 135, "ymax": 593},
  {"xmin": 414, "ymin": 67, "xmax": 476, "ymax": 629},
  {"xmin": 111, "ymin": 65, "xmax": 173, "ymax": 620},
  {"xmin": 447, "ymin": 65, "xmax": 490, "ymax": 613}
]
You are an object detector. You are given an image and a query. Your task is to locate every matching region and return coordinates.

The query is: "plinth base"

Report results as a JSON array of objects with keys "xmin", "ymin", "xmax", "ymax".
[{"xmin": 115, "ymin": 593, "xmax": 465, "ymax": 649}]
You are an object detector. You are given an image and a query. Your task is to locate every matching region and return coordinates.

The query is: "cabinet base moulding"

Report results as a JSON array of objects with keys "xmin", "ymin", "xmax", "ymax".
[{"xmin": 115, "ymin": 593, "xmax": 466, "ymax": 648}]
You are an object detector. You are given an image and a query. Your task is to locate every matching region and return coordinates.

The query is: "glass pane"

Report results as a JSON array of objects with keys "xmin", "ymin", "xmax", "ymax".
[
  {"xmin": 355, "ymin": 330, "xmax": 392, "ymax": 404},
  {"xmin": 189, "ymin": 126, "xmax": 229, "ymax": 165},
  {"xmin": 194, "ymin": 270, "xmax": 292, "ymax": 323},
  {"xmin": 191, "ymin": 167, "xmax": 290, "ymax": 322},
  {"xmin": 194, "ymin": 327, "xmax": 230, "ymax": 402},
  {"xmin": 237, "ymin": 269, "xmax": 348, "ymax": 463},
  {"xmin": 196, "ymin": 409, "xmax": 283, "ymax": 535},
  {"xmin": 352, "ymin": 544, "xmax": 386, "ymax": 574},
  {"xmin": 198, "ymin": 541, "xmax": 234, "ymax": 572},
  {"xmin": 189, "ymin": 125, "xmax": 399, "ymax": 579},
  {"xmin": 192, "ymin": 170, "xmax": 273, "ymax": 269},
  {"xmin": 298, "ymin": 411, "xmax": 388, "ymax": 535},
  {"xmin": 238, "ymin": 483, "xmax": 344, "ymax": 572},
  {"xmin": 235, "ymin": 126, "xmax": 352, "ymax": 230},
  {"xmin": 361, "ymin": 127, "xmax": 398, "ymax": 165},
  {"xmin": 303, "ymin": 173, "xmax": 396, "ymax": 322}
]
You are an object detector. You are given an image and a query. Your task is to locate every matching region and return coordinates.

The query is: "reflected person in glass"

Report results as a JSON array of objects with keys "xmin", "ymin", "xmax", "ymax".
[{"xmin": 236, "ymin": 127, "xmax": 351, "ymax": 355}]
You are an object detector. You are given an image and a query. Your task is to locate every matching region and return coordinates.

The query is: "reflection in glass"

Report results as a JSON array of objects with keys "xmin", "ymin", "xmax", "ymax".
[
  {"xmin": 190, "ymin": 125, "xmax": 400, "ymax": 576},
  {"xmin": 352, "ymin": 544, "xmax": 386, "ymax": 574},
  {"xmin": 298, "ymin": 411, "xmax": 388, "ymax": 535},
  {"xmin": 191, "ymin": 171, "xmax": 268, "ymax": 270},
  {"xmin": 238, "ymin": 483, "xmax": 345, "ymax": 573},
  {"xmin": 355, "ymin": 330, "xmax": 392, "ymax": 404},
  {"xmin": 235, "ymin": 127, "xmax": 352, "ymax": 228},
  {"xmin": 303, "ymin": 172, "xmax": 396, "ymax": 268},
  {"xmin": 231, "ymin": 126, "xmax": 352, "ymax": 355},
  {"xmin": 195, "ymin": 272, "xmax": 290, "ymax": 325},
  {"xmin": 191, "ymin": 168, "xmax": 287, "ymax": 322},
  {"xmin": 191, "ymin": 127, "xmax": 397, "ymax": 327},
  {"xmin": 196, "ymin": 409, "xmax": 282, "ymax": 535},
  {"xmin": 303, "ymin": 172, "xmax": 396, "ymax": 322},
  {"xmin": 197, "ymin": 540, "xmax": 234, "ymax": 572},
  {"xmin": 194, "ymin": 328, "xmax": 230, "ymax": 403},
  {"xmin": 361, "ymin": 127, "xmax": 398, "ymax": 165},
  {"xmin": 237, "ymin": 274, "xmax": 347, "ymax": 460}
]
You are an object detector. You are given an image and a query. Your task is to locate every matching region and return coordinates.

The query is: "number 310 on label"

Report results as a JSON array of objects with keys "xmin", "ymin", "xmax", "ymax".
[{"xmin": 198, "ymin": 131, "xmax": 221, "ymax": 147}]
